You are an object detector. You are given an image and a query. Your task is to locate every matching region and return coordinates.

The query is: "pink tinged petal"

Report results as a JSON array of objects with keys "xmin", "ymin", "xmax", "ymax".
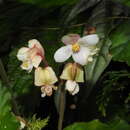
[
  {"xmin": 43, "ymin": 85, "xmax": 53, "ymax": 96},
  {"xmin": 78, "ymin": 34, "xmax": 99, "ymax": 46},
  {"xmin": 17, "ymin": 47, "xmax": 29, "ymax": 61},
  {"xmin": 54, "ymin": 45, "xmax": 72, "ymax": 62},
  {"xmin": 28, "ymin": 47, "xmax": 43, "ymax": 63},
  {"xmin": 20, "ymin": 60, "xmax": 33, "ymax": 73},
  {"xmin": 41, "ymin": 86, "xmax": 53, "ymax": 97},
  {"xmin": 61, "ymin": 34, "xmax": 80, "ymax": 45},
  {"xmin": 32, "ymin": 55, "xmax": 42, "ymax": 68},
  {"xmin": 65, "ymin": 80, "xmax": 79, "ymax": 95},
  {"xmin": 72, "ymin": 47, "xmax": 91, "ymax": 65},
  {"xmin": 28, "ymin": 39, "xmax": 44, "ymax": 57}
]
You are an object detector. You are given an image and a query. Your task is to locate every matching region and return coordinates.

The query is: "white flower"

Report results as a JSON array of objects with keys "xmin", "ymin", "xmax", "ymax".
[
  {"xmin": 65, "ymin": 80, "xmax": 79, "ymax": 95},
  {"xmin": 34, "ymin": 66, "xmax": 58, "ymax": 97},
  {"xmin": 17, "ymin": 39, "xmax": 44, "ymax": 72},
  {"xmin": 54, "ymin": 34, "xmax": 99, "ymax": 65},
  {"xmin": 60, "ymin": 63, "xmax": 84, "ymax": 95}
]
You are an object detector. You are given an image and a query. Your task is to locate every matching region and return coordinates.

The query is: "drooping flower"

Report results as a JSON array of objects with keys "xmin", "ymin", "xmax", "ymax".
[
  {"xmin": 34, "ymin": 66, "xmax": 58, "ymax": 97},
  {"xmin": 54, "ymin": 34, "xmax": 99, "ymax": 65},
  {"xmin": 17, "ymin": 39, "xmax": 44, "ymax": 72},
  {"xmin": 60, "ymin": 63, "xmax": 84, "ymax": 95}
]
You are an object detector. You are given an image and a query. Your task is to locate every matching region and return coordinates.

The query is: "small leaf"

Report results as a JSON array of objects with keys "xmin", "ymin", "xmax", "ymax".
[{"xmin": 28, "ymin": 115, "xmax": 49, "ymax": 130}]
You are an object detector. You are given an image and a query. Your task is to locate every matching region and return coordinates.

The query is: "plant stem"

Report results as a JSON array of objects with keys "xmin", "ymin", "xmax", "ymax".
[{"xmin": 58, "ymin": 81, "xmax": 65, "ymax": 130}]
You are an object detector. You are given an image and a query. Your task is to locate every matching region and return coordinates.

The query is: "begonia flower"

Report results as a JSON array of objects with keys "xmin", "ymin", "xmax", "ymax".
[
  {"xmin": 60, "ymin": 63, "xmax": 84, "ymax": 95},
  {"xmin": 17, "ymin": 39, "xmax": 44, "ymax": 72},
  {"xmin": 54, "ymin": 34, "xmax": 99, "ymax": 65},
  {"xmin": 34, "ymin": 66, "xmax": 58, "ymax": 97}
]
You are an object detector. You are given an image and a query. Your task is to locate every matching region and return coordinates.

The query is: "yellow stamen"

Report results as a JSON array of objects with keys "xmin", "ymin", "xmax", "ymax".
[
  {"xmin": 22, "ymin": 61, "xmax": 29, "ymax": 68},
  {"xmin": 72, "ymin": 43, "xmax": 80, "ymax": 53}
]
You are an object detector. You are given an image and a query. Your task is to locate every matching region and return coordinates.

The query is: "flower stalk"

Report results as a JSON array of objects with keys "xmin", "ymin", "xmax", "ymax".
[{"xmin": 58, "ymin": 80, "xmax": 65, "ymax": 130}]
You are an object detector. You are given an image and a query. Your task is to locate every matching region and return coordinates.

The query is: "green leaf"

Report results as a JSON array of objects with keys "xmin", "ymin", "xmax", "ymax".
[
  {"xmin": 110, "ymin": 20, "xmax": 130, "ymax": 66},
  {"xmin": 109, "ymin": 120, "xmax": 130, "ymax": 130},
  {"xmin": 0, "ymin": 82, "xmax": 11, "ymax": 117},
  {"xmin": 82, "ymin": 0, "xmax": 124, "ymax": 100},
  {"xmin": 0, "ymin": 82, "xmax": 19, "ymax": 130},
  {"xmin": 64, "ymin": 120, "xmax": 109, "ymax": 130},
  {"xmin": 0, "ymin": 113, "xmax": 19, "ymax": 130},
  {"xmin": 64, "ymin": 119, "xmax": 130, "ymax": 130},
  {"xmin": 84, "ymin": 1, "xmax": 114, "ymax": 98},
  {"xmin": 85, "ymin": 38, "xmax": 112, "ymax": 86}
]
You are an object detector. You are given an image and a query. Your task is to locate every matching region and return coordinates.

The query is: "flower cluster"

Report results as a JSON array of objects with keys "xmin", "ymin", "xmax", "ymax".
[
  {"xmin": 17, "ymin": 39, "xmax": 57, "ymax": 97},
  {"xmin": 17, "ymin": 32, "xmax": 99, "ymax": 97}
]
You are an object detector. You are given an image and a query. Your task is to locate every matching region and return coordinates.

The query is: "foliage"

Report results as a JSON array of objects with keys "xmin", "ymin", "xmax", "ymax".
[
  {"xmin": 0, "ymin": 81, "xmax": 20, "ymax": 130},
  {"xmin": 17, "ymin": 0, "xmax": 79, "ymax": 8},
  {"xmin": 110, "ymin": 20, "xmax": 130, "ymax": 66},
  {"xmin": 7, "ymin": 48, "xmax": 33, "ymax": 95},
  {"xmin": 112, "ymin": 0, "xmax": 130, "ymax": 7},
  {"xmin": 27, "ymin": 115, "xmax": 49, "ymax": 130},
  {"xmin": 97, "ymin": 70, "xmax": 130, "ymax": 120},
  {"xmin": 64, "ymin": 119, "xmax": 130, "ymax": 130}
]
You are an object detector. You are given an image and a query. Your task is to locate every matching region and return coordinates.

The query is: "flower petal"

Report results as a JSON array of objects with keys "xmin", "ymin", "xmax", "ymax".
[
  {"xmin": 72, "ymin": 47, "xmax": 91, "ymax": 65},
  {"xmin": 78, "ymin": 34, "xmax": 99, "ymax": 46},
  {"xmin": 60, "ymin": 63, "xmax": 84, "ymax": 82},
  {"xmin": 61, "ymin": 34, "xmax": 80, "ymax": 45},
  {"xmin": 20, "ymin": 60, "xmax": 33, "ymax": 73},
  {"xmin": 41, "ymin": 93, "xmax": 46, "ymax": 98},
  {"xmin": 34, "ymin": 67, "xmax": 58, "ymax": 86},
  {"xmin": 32, "ymin": 55, "xmax": 42, "ymax": 68},
  {"xmin": 65, "ymin": 80, "xmax": 79, "ymax": 95},
  {"xmin": 72, "ymin": 84, "xmax": 79, "ymax": 95},
  {"xmin": 42, "ymin": 85, "xmax": 53, "ymax": 96},
  {"xmin": 17, "ymin": 47, "xmax": 29, "ymax": 61},
  {"xmin": 74, "ymin": 65, "xmax": 84, "ymax": 82},
  {"xmin": 54, "ymin": 45, "xmax": 72, "ymax": 62},
  {"xmin": 28, "ymin": 39, "xmax": 44, "ymax": 56},
  {"xmin": 60, "ymin": 63, "xmax": 73, "ymax": 80}
]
